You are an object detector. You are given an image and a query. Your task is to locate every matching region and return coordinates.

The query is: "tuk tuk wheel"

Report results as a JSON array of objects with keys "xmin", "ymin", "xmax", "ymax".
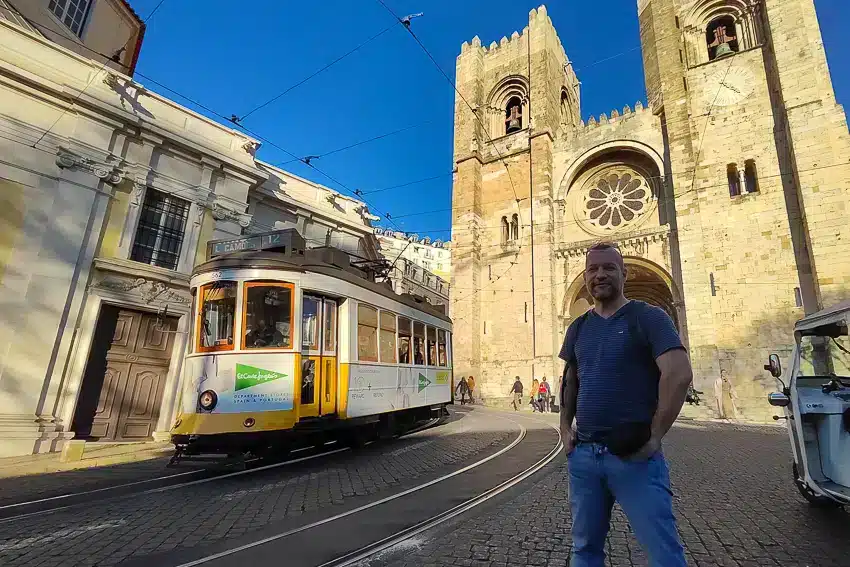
[{"xmin": 792, "ymin": 462, "xmax": 843, "ymax": 508}]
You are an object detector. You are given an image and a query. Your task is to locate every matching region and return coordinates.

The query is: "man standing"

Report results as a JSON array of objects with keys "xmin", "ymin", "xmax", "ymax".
[
  {"xmin": 509, "ymin": 376, "xmax": 524, "ymax": 411},
  {"xmin": 559, "ymin": 243, "xmax": 692, "ymax": 567}
]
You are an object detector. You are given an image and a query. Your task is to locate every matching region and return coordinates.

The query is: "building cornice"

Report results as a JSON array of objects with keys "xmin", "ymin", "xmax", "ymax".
[
  {"xmin": 0, "ymin": 21, "xmax": 264, "ymax": 179},
  {"xmin": 252, "ymin": 183, "xmax": 375, "ymax": 235}
]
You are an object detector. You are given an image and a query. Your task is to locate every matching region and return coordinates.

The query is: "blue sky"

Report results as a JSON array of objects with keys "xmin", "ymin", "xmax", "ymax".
[{"xmin": 129, "ymin": 0, "xmax": 849, "ymax": 241}]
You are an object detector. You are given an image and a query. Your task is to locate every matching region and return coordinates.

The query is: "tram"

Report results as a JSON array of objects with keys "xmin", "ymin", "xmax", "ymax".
[{"xmin": 169, "ymin": 229, "xmax": 453, "ymax": 462}]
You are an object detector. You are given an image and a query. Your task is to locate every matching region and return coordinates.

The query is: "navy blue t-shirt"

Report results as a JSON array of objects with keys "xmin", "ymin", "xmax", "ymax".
[{"xmin": 558, "ymin": 301, "xmax": 684, "ymax": 437}]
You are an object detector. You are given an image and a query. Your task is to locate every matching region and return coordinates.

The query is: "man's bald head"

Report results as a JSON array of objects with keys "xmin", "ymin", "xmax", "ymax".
[{"xmin": 584, "ymin": 242, "xmax": 627, "ymax": 303}]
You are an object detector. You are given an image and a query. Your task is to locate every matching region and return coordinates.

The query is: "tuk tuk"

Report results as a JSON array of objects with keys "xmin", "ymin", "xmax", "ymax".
[{"xmin": 766, "ymin": 300, "xmax": 850, "ymax": 508}]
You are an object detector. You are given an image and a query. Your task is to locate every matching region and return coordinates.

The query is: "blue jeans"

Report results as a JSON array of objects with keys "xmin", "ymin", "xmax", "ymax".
[{"xmin": 567, "ymin": 442, "xmax": 686, "ymax": 567}]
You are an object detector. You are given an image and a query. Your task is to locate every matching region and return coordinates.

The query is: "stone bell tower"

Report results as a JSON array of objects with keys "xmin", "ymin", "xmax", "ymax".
[
  {"xmin": 450, "ymin": 6, "xmax": 581, "ymax": 398},
  {"xmin": 639, "ymin": 0, "xmax": 850, "ymax": 419}
]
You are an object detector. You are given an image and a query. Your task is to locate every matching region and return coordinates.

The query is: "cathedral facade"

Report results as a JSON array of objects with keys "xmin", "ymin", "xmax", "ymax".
[{"xmin": 450, "ymin": 0, "xmax": 850, "ymax": 421}]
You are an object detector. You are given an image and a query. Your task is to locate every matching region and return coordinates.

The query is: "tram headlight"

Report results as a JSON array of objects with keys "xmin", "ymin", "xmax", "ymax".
[{"xmin": 198, "ymin": 390, "xmax": 218, "ymax": 411}]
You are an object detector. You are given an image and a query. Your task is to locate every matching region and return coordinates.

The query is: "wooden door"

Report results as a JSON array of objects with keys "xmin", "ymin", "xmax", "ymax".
[{"xmin": 89, "ymin": 309, "xmax": 176, "ymax": 441}]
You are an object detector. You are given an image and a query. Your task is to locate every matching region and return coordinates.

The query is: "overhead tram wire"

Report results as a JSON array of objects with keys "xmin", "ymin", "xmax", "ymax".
[
  {"xmin": 385, "ymin": 156, "xmax": 850, "ymax": 239},
  {"xmin": 451, "ymin": 58, "xmax": 742, "ymax": 308},
  {"xmin": 144, "ymin": 0, "xmax": 168, "ymax": 22},
  {"xmin": 372, "ymin": 0, "xmax": 523, "ymax": 206},
  {"xmin": 26, "ymin": 0, "xmax": 171, "ymax": 149},
  {"xmin": 104, "ymin": 72, "xmax": 409, "ymax": 235},
  {"xmin": 277, "ymin": 119, "xmax": 435, "ymax": 168},
  {"xmin": 371, "ymin": 0, "xmax": 531, "ymax": 300},
  {"xmin": 362, "ymin": 171, "xmax": 454, "ymax": 196},
  {"xmin": 233, "ymin": 23, "xmax": 398, "ymax": 124},
  {"xmin": 7, "ymin": 5, "xmax": 453, "ymax": 232},
  {"xmin": 2, "ymin": 8, "xmax": 413, "ymax": 238}
]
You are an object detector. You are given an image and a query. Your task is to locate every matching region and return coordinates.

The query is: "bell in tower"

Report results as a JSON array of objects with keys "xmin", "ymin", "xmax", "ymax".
[
  {"xmin": 708, "ymin": 20, "xmax": 738, "ymax": 60},
  {"xmin": 715, "ymin": 41, "xmax": 735, "ymax": 58},
  {"xmin": 504, "ymin": 97, "xmax": 523, "ymax": 134}
]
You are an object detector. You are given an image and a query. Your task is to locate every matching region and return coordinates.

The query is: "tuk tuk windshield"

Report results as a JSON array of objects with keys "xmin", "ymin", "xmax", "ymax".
[{"xmin": 799, "ymin": 334, "xmax": 850, "ymax": 381}]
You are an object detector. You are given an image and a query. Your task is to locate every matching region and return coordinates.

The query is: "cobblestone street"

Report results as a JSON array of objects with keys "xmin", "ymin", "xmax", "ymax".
[
  {"xmin": 0, "ymin": 411, "xmax": 514, "ymax": 567},
  {"xmin": 3, "ymin": 410, "xmax": 850, "ymax": 567},
  {"xmin": 376, "ymin": 416, "xmax": 850, "ymax": 567}
]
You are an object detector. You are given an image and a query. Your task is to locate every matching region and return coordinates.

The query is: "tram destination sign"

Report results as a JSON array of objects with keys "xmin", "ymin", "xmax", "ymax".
[{"xmin": 207, "ymin": 229, "xmax": 305, "ymax": 259}]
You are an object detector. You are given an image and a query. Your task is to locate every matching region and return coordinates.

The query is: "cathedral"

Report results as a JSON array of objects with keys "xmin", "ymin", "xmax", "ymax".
[{"xmin": 449, "ymin": 0, "xmax": 850, "ymax": 421}]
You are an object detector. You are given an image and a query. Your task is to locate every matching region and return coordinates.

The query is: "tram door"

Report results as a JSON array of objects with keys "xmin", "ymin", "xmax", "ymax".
[{"xmin": 300, "ymin": 296, "xmax": 338, "ymax": 418}]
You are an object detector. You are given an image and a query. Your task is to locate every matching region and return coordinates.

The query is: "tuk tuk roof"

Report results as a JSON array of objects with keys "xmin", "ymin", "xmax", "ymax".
[{"xmin": 795, "ymin": 300, "xmax": 850, "ymax": 333}]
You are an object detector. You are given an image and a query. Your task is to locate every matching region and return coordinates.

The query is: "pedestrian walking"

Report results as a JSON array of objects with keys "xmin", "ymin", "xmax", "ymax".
[
  {"xmin": 559, "ymin": 242, "xmax": 693, "ymax": 567},
  {"xmin": 455, "ymin": 376, "xmax": 469, "ymax": 405},
  {"xmin": 538, "ymin": 376, "xmax": 551, "ymax": 413},
  {"xmin": 509, "ymin": 376, "xmax": 523, "ymax": 411},
  {"xmin": 466, "ymin": 375, "xmax": 476, "ymax": 404},
  {"xmin": 530, "ymin": 377, "xmax": 541, "ymax": 412}
]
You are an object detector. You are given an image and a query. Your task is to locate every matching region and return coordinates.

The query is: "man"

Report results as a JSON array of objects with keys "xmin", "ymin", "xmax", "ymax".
[
  {"xmin": 509, "ymin": 376, "xmax": 524, "ymax": 411},
  {"xmin": 245, "ymin": 319, "xmax": 284, "ymax": 348},
  {"xmin": 559, "ymin": 242, "xmax": 693, "ymax": 567},
  {"xmin": 466, "ymin": 375, "xmax": 476, "ymax": 404}
]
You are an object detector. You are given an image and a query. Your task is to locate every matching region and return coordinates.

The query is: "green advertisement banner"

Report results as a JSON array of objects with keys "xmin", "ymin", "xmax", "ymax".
[{"xmin": 235, "ymin": 363, "xmax": 288, "ymax": 391}]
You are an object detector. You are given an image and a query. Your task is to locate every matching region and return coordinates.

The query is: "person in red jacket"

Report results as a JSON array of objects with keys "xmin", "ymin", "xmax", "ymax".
[{"xmin": 537, "ymin": 376, "xmax": 551, "ymax": 413}]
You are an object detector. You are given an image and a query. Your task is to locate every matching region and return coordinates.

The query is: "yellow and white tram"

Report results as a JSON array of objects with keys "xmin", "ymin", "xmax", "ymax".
[{"xmin": 170, "ymin": 229, "xmax": 453, "ymax": 458}]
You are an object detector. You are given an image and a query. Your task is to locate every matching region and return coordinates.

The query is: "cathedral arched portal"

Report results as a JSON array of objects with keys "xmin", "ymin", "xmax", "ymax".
[{"xmin": 563, "ymin": 256, "xmax": 681, "ymax": 331}]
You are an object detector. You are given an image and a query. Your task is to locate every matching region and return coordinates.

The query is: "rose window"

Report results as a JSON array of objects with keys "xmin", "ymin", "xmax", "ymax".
[{"xmin": 583, "ymin": 172, "xmax": 651, "ymax": 229}]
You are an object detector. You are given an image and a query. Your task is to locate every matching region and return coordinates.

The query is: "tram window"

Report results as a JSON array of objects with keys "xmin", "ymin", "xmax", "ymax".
[
  {"xmin": 426, "ymin": 326, "xmax": 437, "ymax": 366},
  {"xmin": 198, "ymin": 281, "xmax": 236, "ymax": 352},
  {"xmin": 437, "ymin": 329, "xmax": 448, "ymax": 367},
  {"xmin": 380, "ymin": 311, "xmax": 397, "ymax": 363},
  {"xmin": 357, "ymin": 304, "xmax": 379, "ymax": 362},
  {"xmin": 323, "ymin": 300, "xmax": 337, "ymax": 353},
  {"xmin": 398, "ymin": 316, "xmax": 412, "ymax": 364},
  {"xmin": 243, "ymin": 283, "xmax": 293, "ymax": 349},
  {"xmin": 301, "ymin": 359, "xmax": 315, "ymax": 404},
  {"xmin": 301, "ymin": 297, "xmax": 321, "ymax": 351},
  {"xmin": 413, "ymin": 322, "xmax": 426, "ymax": 366}
]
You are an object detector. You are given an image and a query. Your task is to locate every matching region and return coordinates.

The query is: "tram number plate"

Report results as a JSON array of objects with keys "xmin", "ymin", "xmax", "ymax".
[{"xmin": 208, "ymin": 271, "xmax": 224, "ymax": 281}]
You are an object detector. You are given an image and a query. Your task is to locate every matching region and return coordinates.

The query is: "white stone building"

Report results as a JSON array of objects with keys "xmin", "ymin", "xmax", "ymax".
[
  {"xmin": 0, "ymin": 3, "xmax": 377, "ymax": 457},
  {"xmin": 375, "ymin": 228, "xmax": 451, "ymax": 307}
]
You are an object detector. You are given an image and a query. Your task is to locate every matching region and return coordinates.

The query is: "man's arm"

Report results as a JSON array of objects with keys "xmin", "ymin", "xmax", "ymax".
[
  {"xmin": 560, "ymin": 365, "xmax": 578, "ymax": 429},
  {"xmin": 650, "ymin": 348, "xmax": 694, "ymax": 441}
]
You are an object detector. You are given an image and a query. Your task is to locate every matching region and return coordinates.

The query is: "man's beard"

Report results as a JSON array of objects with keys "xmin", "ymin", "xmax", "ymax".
[{"xmin": 590, "ymin": 281, "xmax": 617, "ymax": 300}]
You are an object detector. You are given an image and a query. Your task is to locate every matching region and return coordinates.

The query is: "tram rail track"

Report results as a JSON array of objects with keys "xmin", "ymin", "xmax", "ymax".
[
  {"xmin": 167, "ymin": 410, "xmax": 560, "ymax": 567},
  {"xmin": 0, "ymin": 414, "xmax": 446, "ymax": 523},
  {"xmin": 320, "ymin": 411, "xmax": 562, "ymax": 567}
]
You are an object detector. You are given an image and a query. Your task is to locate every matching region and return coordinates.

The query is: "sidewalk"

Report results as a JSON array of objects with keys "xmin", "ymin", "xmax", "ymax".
[{"xmin": 0, "ymin": 441, "xmax": 181, "ymax": 508}]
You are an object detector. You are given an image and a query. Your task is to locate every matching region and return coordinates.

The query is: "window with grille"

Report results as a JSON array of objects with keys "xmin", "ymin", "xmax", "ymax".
[
  {"xmin": 48, "ymin": 0, "xmax": 92, "ymax": 37},
  {"xmin": 131, "ymin": 188, "xmax": 190, "ymax": 271}
]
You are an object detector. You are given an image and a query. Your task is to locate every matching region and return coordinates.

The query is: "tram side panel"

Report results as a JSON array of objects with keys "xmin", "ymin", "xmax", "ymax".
[
  {"xmin": 342, "ymin": 299, "xmax": 451, "ymax": 419},
  {"xmin": 178, "ymin": 353, "xmax": 299, "ymax": 434},
  {"xmin": 344, "ymin": 365, "xmax": 452, "ymax": 418}
]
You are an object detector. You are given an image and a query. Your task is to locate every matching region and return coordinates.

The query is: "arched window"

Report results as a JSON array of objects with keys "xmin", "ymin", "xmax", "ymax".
[
  {"xmin": 707, "ymin": 16, "xmax": 739, "ymax": 60},
  {"xmin": 744, "ymin": 160, "xmax": 759, "ymax": 193},
  {"xmin": 501, "ymin": 216, "xmax": 510, "ymax": 243},
  {"xmin": 683, "ymin": 1, "xmax": 762, "ymax": 67},
  {"xmin": 505, "ymin": 96, "xmax": 523, "ymax": 134},
  {"xmin": 560, "ymin": 90, "xmax": 570, "ymax": 122},
  {"xmin": 510, "ymin": 214, "xmax": 519, "ymax": 241},
  {"xmin": 727, "ymin": 163, "xmax": 741, "ymax": 197}
]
